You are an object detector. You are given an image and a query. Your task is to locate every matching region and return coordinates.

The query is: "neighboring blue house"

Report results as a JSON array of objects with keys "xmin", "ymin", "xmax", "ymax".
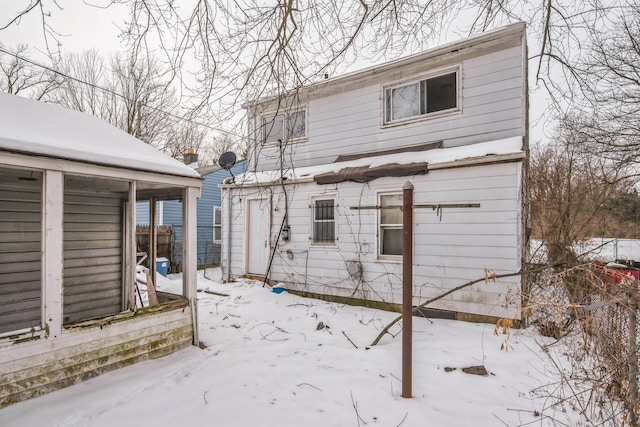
[{"xmin": 138, "ymin": 159, "xmax": 247, "ymax": 268}]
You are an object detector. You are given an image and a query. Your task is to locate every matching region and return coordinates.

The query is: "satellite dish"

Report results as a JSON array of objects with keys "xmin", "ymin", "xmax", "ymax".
[{"xmin": 218, "ymin": 152, "xmax": 237, "ymax": 170}]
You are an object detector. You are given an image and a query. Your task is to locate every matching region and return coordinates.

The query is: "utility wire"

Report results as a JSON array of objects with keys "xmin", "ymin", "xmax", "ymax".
[{"xmin": 0, "ymin": 46, "xmax": 244, "ymax": 138}]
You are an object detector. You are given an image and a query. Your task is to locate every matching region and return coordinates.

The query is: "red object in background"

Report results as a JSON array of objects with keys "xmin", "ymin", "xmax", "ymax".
[{"xmin": 605, "ymin": 268, "xmax": 640, "ymax": 284}]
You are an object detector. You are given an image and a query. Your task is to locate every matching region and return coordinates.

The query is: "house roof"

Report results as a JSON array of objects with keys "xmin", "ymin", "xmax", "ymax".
[
  {"xmin": 0, "ymin": 92, "xmax": 200, "ymax": 179},
  {"xmin": 224, "ymin": 136, "xmax": 524, "ymax": 187},
  {"xmin": 244, "ymin": 22, "xmax": 526, "ymax": 111},
  {"xmin": 195, "ymin": 164, "xmax": 222, "ymax": 176}
]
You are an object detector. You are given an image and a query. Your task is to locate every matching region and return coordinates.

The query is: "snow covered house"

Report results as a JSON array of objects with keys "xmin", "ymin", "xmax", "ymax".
[
  {"xmin": 137, "ymin": 159, "xmax": 247, "ymax": 268},
  {"xmin": 0, "ymin": 92, "xmax": 202, "ymax": 407},
  {"xmin": 221, "ymin": 22, "xmax": 529, "ymax": 323}
]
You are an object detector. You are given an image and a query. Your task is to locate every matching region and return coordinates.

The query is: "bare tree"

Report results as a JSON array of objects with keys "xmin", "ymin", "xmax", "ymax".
[
  {"xmin": 51, "ymin": 51, "xmax": 176, "ymax": 146},
  {"xmin": 197, "ymin": 133, "xmax": 248, "ymax": 166},
  {"xmin": 529, "ymin": 115, "xmax": 640, "ymax": 264},
  {"xmin": 2, "ymin": 1, "xmax": 62, "ymax": 54},
  {"xmin": 48, "ymin": 50, "xmax": 211, "ymax": 159},
  {"xmin": 559, "ymin": 3, "xmax": 640, "ymax": 177},
  {"xmin": 0, "ymin": 43, "xmax": 60, "ymax": 99},
  {"xmin": 160, "ymin": 120, "xmax": 209, "ymax": 161},
  {"xmin": 1, "ymin": 1, "xmax": 629, "ymax": 122},
  {"xmin": 49, "ymin": 50, "xmax": 110, "ymax": 116},
  {"xmin": 108, "ymin": 52, "xmax": 177, "ymax": 146}
]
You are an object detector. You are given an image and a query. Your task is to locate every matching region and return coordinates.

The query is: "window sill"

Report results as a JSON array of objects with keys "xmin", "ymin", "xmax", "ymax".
[
  {"xmin": 64, "ymin": 299, "xmax": 189, "ymax": 330},
  {"xmin": 0, "ymin": 327, "xmax": 44, "ymax": 349},
  {"xmin": 381, "ymin": 108, "xmax": 461, "ymax": 129},
  {"xmin": 309, "ymin": 242, "xmax": 339, "ymax": 250},
  {"xmin": 376, "ymin": 256, "xmax": 402, "ymax": 264},
  {"xmin": 262, "ymin": 137, "xmax": 308, "ymax": 147}
]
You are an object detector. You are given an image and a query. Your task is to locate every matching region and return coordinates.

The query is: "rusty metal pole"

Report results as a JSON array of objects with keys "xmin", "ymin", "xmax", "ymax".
[
  {"xmin": 629, "ymin": 295, "xmax": 638, "ymax": 426},
  {"xmin": 402, "ymin": 181, "xmax": 414, "ymax": 398}
]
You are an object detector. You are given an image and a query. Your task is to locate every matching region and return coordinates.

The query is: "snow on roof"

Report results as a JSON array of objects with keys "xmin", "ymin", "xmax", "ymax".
[
  {"xmin": 0, "ymin": 93, "xmax": 200, "ymax": 179},
  {"xmin": 230, "ymin": 136, "xmax": 523, "ymax": 186}
]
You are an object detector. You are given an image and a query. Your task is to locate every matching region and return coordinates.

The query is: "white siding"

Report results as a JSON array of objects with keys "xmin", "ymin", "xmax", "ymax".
[
  {"xmin": 63, "ymin": 184, "xmax": 124, "ymax": 324},
  {"xmin": 227, "ymin": 161, "xmax": 523, "ymax": 320},
  {"xmin": 0, "ymin": 169, "xmax": 42, "ymax": 335},
  {"xmin": 230, "ymin": 25, "xmax": 528, "ymax": 320},
  {"xmin": 254, "ymin": 45, "xmax": 525, "ymax": 171}
]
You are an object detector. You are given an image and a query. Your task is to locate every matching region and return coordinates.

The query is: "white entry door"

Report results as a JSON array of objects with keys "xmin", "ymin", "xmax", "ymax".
[{"xmin": 246, "ymin": 199, "xmax": 269, "ymax": 275}]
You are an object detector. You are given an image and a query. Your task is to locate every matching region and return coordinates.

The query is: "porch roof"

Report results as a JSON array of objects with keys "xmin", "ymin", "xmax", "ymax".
[
  {"xmin": 0, "ymin": 92, "xmax": 200, "ymax": 179},
  {"xmin": 225, "ymin": 136, "xmax": 524, "ymax": 187}
]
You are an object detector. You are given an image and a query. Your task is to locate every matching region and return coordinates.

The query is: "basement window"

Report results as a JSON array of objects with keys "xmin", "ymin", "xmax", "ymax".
[{"xmin": 384, "ymin": 69, "xmax": 459, "ymax": 124}]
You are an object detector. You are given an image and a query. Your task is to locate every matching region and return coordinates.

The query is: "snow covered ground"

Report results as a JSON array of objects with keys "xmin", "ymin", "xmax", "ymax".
[
  {"xmin": 531, "ymin": 238, "xmax": 640, "ymax": 264},
  {"xmin": 0, "ymin": 269, "xmax": 583, "ymax": 427}
]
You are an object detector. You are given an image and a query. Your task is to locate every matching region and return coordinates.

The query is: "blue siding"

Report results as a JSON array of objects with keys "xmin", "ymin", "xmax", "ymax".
[
  {"xmin": 136, "ymin": 201, "xmax": 150, "ymax": 225},
  {"xmin": 136, "ymin": 200, "xmax": 175, "ymax": 225},
  {"xmin": 162, "ymin": 200, "xmax": 183, "ymax": 226},
  {"xmin": 137, "ymin": 160, "xmax": 247, "ymax": 268},
  {"xmin": 201, "ymin": 160, "xmax": 248, "ymax": 216},
  {"xmin": 196, "ymin": 161, "xmax": 247, "ymax": 265}
]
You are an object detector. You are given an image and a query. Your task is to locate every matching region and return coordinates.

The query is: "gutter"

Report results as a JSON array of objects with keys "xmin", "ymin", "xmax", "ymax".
[{"xmin": 219, "ymin": 151, "xmax": 526, "ymax": 190}]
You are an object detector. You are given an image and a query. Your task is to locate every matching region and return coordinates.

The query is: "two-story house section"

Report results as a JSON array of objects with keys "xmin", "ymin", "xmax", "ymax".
[{"xmin": 221, "ymin": 22, "xmax": 528, "ymax": 323}]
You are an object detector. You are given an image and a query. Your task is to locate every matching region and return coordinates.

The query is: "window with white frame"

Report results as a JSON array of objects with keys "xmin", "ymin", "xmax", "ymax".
[
  {"xmin": 213, "ymin": 206, "xmax": 222, "ymax": 242},
  {"xmin": 312, "ymin": 198, "xmax": 335, "ymax": 245},
  {"xmin": 379, "ymin": 193, "xmax": 402, "ymax": 256},
  {"xmin": 384, "ymin": 70, "xmax": 458, "ymax": 124},
  {"xmin": 262, "ymin": 109, "xmax": 306, "ymax": 144}
]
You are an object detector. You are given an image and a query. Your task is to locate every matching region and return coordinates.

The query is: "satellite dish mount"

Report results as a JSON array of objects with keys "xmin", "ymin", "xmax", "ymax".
[{"xmin": 218, "ymin": 152, "xmax": 237, "ymax": 179}]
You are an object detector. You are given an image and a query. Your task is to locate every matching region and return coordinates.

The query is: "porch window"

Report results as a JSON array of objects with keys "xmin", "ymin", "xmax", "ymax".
[
  {"xmin": 384, "ymin": 70, "xmax": 458, "ymax": 124},
  {"xmin": 63, "ymin": 175, "xmax": 125, "ymax": 324},
  {"xmin": 213, "ymin": 206, "xmax": 222, "ymax": 242},
  {"xmin": 379, "ymin": 193, "xmax": 402, "ymax": 256},
  {"xmin": 0, "ymin": 167, "xmax": 42, "ymax": 335},
  {"xmin": 262, "ymin": 109, "xmax": 306, "ymax": 144},
  {"xmin": 312, "ymin": 198, "xmax": 335, "ymax": 244}
]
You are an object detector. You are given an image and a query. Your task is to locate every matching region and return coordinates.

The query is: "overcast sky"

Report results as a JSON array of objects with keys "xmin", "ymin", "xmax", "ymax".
[
  {"xmin": 2, "ymin": 2, "xmax": 551, "ymax": 144},
  {"xmin": 3, "ymin": 2, "xmax": 129, "ymax": 57}
]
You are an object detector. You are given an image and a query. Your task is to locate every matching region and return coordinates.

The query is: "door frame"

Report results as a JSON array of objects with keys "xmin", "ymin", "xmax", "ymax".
[{"xmin": 243, "ymin": 197, "xmax": 270, "ymax": 276}]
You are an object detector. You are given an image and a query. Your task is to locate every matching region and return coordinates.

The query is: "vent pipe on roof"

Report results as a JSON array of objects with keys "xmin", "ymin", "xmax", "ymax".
[{"xmin": 183, "ymin": 148, "xmax": 199, "ymax": 169}]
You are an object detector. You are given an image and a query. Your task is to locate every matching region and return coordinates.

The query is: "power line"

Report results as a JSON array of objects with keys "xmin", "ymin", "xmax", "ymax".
[{"xmin": 0, "ymin": 46, "xmax": 245, "ymax": 138}]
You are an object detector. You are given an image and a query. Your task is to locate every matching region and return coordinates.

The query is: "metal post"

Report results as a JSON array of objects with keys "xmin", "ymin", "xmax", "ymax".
[
  {"xmin": 149, "ymin": 197, "xmax": 157, "ymax": 290},
  {"xmin": 629, "ymin": 295, "xmax": 638, "ymax": 425},
  {"xmin": 402, "ymin": 181, "xmax": 414, "ymax": 398}
]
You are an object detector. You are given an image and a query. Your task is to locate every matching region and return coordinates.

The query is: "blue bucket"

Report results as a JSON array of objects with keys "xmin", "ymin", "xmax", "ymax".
[
  {"xmin": 156, "ymin": 257, "xmax": 169, "ymax": 276},
  {"xmin": 272, "ymin": 287, "xmax": 287, "ymax": 294}
]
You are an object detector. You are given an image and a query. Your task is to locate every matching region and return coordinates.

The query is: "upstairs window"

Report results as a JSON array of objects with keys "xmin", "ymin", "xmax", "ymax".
[
  {"xmin": 379, "ymin": 193, "xmax": 402, "ymax": 257},
  {"xmin": 312, "ymin": 198, "xmax": 335, "ymax": 245},
  {"xmin": 384, "ymin": 70, "xmax": 458, "ymax": 124},
  {"xmin": 262, "ymin": 109, "xmax": 306, "ymax": 144}
]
